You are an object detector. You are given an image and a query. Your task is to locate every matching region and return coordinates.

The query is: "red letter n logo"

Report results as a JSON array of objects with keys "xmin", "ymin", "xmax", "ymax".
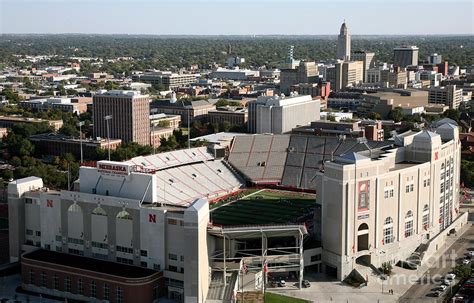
[
  {"xmin": 149, "ymin": 214, "xmax": 156, "ymax": 223},
  {"xmin": 47, "ymin": 200, "xmax": 53, "ymax": 208}
]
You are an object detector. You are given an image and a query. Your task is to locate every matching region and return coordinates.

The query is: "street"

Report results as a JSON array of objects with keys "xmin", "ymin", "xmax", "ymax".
[{"xmin": 399, "ymin": 224, "xmax": 474, "ymax": 302}]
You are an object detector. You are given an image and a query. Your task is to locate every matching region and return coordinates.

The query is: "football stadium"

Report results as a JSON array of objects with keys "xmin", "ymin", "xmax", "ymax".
[{"xmin": 9, "ymin": 124, "xmax": 464, "ymax": 302}]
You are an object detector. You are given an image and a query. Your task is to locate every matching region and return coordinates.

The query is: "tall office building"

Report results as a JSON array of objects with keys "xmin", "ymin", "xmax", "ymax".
[
  {"xmin": 393, "ymin": 46, "xmax": 419, "ymax": 67},
  {"xmin": 352, "ymin": 51, "xmax": 375, "ymax": 82},
  {"xmin": 93, "ymin": 90, "xmax": 150, "ymax": 146},
  {"xmin": 337, "ymin": 21, "xmax": 351, "ymax": 61},
  {"xmin": 326, "ymin": 61, "xmax": 363, "ymax": 92}
]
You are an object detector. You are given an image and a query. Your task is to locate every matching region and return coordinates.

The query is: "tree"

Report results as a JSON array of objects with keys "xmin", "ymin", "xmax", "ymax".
[
  {"xmin": 59, "ymin": 123, "xmax": 79, "ymax": 137},
  {"xmin": 381, "ymin": 262, "xmax": 393, "ymax": 275},
  {"xmin": 388, "ymin": 107, "xmax": 405, "ymax": 122},
  {"xmin": 443, "ymin": 109, "xmax": 461, "ymax": 122},
  {"xmin": 454, "ymin": 264, "xmax": 471, "ymax": 279}
]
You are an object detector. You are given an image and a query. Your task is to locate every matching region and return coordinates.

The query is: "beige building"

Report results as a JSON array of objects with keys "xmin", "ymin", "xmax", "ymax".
[
  {"xmin": 327, "ymin": 61, "xmax": 364, "ymax": 92},
  {"xmin": 316, "ymin": 119, "xmax": 462, "ymax": 280},
  {"xmin": 208, "ymin": 106, "xmax": 248, "ymax": 126},
  {"xmin": 380, "ymin": 67, "xmax": 408, "ymax": 89},
  {"xmin": 280, "ymin": 61, "xmax": 319, "ymax": 95},
  {"xmin": 428, "ymin": 85, "xmax": 464, "ymax": 109},
  {"xmin": 93, "ymin": 90, "xmax": 150, "ymax": 146},
  {"xmin": 0, "ymin": 115, "xmax": 63, "ymax": 131},
  {"xmin": 352, "ymin": 51, "xmax": 375, "ymax": 83}
]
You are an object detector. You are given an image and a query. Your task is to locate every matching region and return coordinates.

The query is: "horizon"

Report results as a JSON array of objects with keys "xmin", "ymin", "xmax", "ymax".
[{"xmin": 1, "ymin": 0, "xmax": 473, "ymax": 36}]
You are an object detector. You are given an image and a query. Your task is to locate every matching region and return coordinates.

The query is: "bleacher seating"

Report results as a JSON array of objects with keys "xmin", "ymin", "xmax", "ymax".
[{"xmin": 228, "ymin": 134, "xmax": 393, "ymax": 190}]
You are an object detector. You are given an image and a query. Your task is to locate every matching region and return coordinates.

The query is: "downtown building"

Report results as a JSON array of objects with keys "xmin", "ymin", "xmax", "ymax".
[
  {"xmin": 315, "ymin": 119, "xmax": 464, "ymax": 280},
  {"xmin": 393, "ymin": 46, "xmax": 419, "ymax": 68},
  {"xmin": 93, "ymin": 90, "xmax": 150, "ymax": 146},
  {"xmin": 247, "ymin": 94, "xmax": 320, "ymax": 134}
]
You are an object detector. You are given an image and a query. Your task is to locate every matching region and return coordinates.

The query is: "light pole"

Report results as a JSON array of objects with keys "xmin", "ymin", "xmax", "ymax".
[
  {"xmin": 77, "ymin": 121, "xmax": 85, "ymax": 163},
  {"xmin": 104, "ymin": 115, "xmax": 112, "ymax": 161}
]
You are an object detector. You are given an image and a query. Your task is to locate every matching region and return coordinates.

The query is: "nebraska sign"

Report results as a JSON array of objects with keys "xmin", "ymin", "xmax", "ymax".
[{"xmin": 97, "ymin": 161, "xmax": 131, "ymax": 176}]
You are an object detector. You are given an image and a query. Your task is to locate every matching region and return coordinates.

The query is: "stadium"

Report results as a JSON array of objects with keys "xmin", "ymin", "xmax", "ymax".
[{"xmin": 10, "ymin": 126, "xmax": 463, "ymax": 302}]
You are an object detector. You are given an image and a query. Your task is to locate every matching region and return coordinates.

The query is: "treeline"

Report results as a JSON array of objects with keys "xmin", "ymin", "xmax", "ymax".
[{"xmin": 1, "ymin": 35, "xmax": 472, "ymax": 70}]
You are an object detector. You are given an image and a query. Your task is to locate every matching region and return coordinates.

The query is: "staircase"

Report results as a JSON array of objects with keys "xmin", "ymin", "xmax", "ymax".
[
  {"xmin": 206, "ymin": 271, "xmax": 238, "ymax": 303},
  {"xmin": 355, "ymin": 257, "xmax": 386, "ymax": 280}
]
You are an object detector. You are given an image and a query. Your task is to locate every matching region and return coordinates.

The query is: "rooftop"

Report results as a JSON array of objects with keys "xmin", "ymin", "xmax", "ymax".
[{"xmin": 23, "ymin": 249, "xmax": 159, "ymax": 279}]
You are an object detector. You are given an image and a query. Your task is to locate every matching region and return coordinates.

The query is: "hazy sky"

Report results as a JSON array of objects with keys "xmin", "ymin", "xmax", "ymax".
[{"xmin": 1, "ymin": 0, "xmax": 473, "ymax": 35}]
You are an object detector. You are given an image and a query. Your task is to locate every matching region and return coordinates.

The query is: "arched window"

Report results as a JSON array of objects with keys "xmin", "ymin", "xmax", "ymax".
[
  {"xmin": 92, "ymin": 206, "xmax": 107, "ymax": 216},
  {"xmin": 116, "ymin": 210, "xmax": 132, "ymax": 220},
  {"xmin": 383, "ymin": 217, "xmax": 393, "ymax": 245},
  {"xmin": 405, "ymin": 211, "xmax": 414, "ymax": 237},
  {"xmin": 422, "ymin": 205, "xmax": 429, "ymax": 230},
  {"xmin": 68, "ymin": 203, "xmax": 82, "ymax": 213}
]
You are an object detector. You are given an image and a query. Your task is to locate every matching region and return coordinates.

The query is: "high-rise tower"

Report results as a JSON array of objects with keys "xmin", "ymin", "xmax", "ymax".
[{"xmin": 337, "ymin": 21, "xmax": 351, "ymax": 61}]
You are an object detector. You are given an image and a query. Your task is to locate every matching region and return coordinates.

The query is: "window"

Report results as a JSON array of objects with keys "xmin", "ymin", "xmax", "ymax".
[
  {"xmin": 64, "ymin": 277, "xmax": 71, "ymax": 293},
  {"xmin": 406, "ymin": 185, "xmax": 410, "ymax": 193},
  {"xmin": 422, "ymin": 205, "xmax": 430, "ymax": 230},
  {"xmin": 140, "ymin": 250, "xmax": 148, "ymax": 257},
  {"xmin": 29, "ymin": 269, "xmax": 35, "ymax": 285},
  {"xmin": 405, "ymin": 211, "xmax": 414, "ymax": 238},
  {"xmin": 169, "ymin": 265, "xmax": 178, "ymax": 272},
  {"xmin": 78, "ymin": 278, "xmax": 84, "ymax": 295},
  {"xmin": 180, "ymin": 255, "xmax": 184, "ymax": 262},
  {"xmin": 141, "ymin": 261, "xmax": 148, "ymax": 267},
  {"xmin": 116, "ymin": 246, "xmax": 133, "ymax": 254},
  {"xmin": 25, "ymin": 198, "xmax": 33, "ymax": 204},
  {"xmin": 384, "ymin": 190, "xmax": 389, "ymax": 199},
  {"xmin": 168, "ymin": 219, "xmax": 177, "ymax": 225},
  {"xmin": 410, "ymin": 184, "xmax": 414, "ymax": 192},
  {"xmin": 383, "ymin": 217, "xmax": 393, "ymax": 245},
  {"xmin": 153, "ymin": 264, "xmax": 161, "ymax": 271},
  {"xmin": 35, "ymin": 231, "xmax": 41, "ymax": 237},
  {"xmin": 311, "ymin": 254, "xmax": 322, "ymax": 262},
  {"xmin": 90, "ymin": 281, "xmax": 96, "ymax": 298},
  {"xmin": 116, "ymin": 286, "xmax": 123, "ymax": 303},
  {"xmin": 53, "ymin": 274, "xmax": 59, "ymax": 290},
  {"xmin": 103, "ymin": 284, "xmax": 110, "ymax": 300},
  {"xmin": 55, "ymin": 235, "xmax": 62, "ymax": 242},
  {"xmin": 68, "ymin": 248, "xmax": 84, "ymax": 256},
  {"xmin": 26, "ymin": 229, "xmax": 33, "ymax": 236},
  {"xmin": 168, "ymin": 253, "xmax": 177, "ymax": 260},
  {"xmin": 116, "ymin": 210, "xmax": 132, "ymax": 220},
  {"xmin": 92, "ymin": 241, "xmax": 108, "ymax": 249},
  {"xmin": 116, "ymin": 257, "xmax": 133, "ymax": 265},
  {"xmin": 92, "ymin": 206, "xmax": 107, "ymax": 216},
  {"xmin": 441, "ymin": 183, "xmax": 444, "ymax": 193},
  {"xmin": 389, "ymin": 189, "xmax": 394, "ymax": 197},
  {"xmin": 41, "ymin": 271, "xmax": 47, "ymax": 287},
  {"xmin": 68, "ymin": 237, "xmax": 84, "ymax": 245}
]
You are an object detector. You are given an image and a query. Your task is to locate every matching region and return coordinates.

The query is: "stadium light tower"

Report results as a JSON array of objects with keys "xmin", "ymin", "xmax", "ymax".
[
  {"xmin": 77, "ymin": 121, "xmax": 85, "ymax": 163},
  {"xmin": 104, "ymin": 115, "xmax": 112, "ymax": 161}
]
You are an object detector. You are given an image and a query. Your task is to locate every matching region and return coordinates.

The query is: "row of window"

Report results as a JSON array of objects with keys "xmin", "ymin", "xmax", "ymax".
[
  {"xmin": 26, "ymin": 229, "xmax": 41, "ymax": 237},
  {"xmin": 116, "ymin": 245, "xmax": 133, "ymax": 254},
  {"xmin": 28, "ymin": 270, "xmax": 123, "ymax": 303},
  {"xmin": 382, "ymin": 206, "xmax": 429, "ymax": 245},
  {"xmin": 168, "ymin": 254, "xmax": 184, "ymax": 261}
]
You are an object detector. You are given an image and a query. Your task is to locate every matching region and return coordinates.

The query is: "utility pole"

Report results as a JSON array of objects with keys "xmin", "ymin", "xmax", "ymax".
[
  {"xmin": 77, "ymin": 121, "xmax": 85, "ymax": 163},
  {"xmin": 104, "ymin": 115, "xmax": 112, "ymax": 161}
]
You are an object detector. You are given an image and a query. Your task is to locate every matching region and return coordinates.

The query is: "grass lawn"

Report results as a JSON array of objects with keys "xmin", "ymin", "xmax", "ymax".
[
  {"xmin": 211, "ymin": 189, "xmax": 315, "ymax": 226},
  {"xmin": 265, "ymin": 292, "xmax": 311, "ymax": 303}
]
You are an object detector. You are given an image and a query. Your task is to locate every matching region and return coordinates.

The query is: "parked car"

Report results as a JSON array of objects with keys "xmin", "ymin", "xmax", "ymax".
[
  {"xmin": 446, "ymin": 273, "xmax": 456, "ymax": 279},
  {"xmin": 435, "ymin": 285, "xmax": 447, "ymax": 291},
  {"xmin": 443, "ymin": 279, "xmax": 453, "ymax": 286},
  {"xmin": 463, "ymin": 258, "xmax": 471, "ymax": 265},
  {"xmin": 432, "ymin": 291, "xmax": 442, "ymax": 297},
  {"xmin": 278, "ymin": 280, "xmax": 286, "ymax": 287},
  {"xmin": 467, "ymin": 250, "xmax": 474, "ymax": 257},
  {"xmin": 303, "ymin": 280, "xmax": 310, "ymax": 288}
]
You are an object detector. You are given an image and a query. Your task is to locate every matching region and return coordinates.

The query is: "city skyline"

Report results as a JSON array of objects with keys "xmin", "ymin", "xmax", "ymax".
[{"xmin": 1, "ymin": 0, "xmax": 473, "ymax": 35}]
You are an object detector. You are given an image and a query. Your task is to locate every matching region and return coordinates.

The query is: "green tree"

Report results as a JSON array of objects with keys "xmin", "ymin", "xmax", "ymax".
[{"xmin": 388, "ymin": 107, "xmax": 405, "ymax": 122}]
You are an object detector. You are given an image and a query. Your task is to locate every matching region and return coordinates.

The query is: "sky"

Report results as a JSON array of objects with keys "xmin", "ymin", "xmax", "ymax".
[{"xmin": 1, "ymin": 0, "xmax": 473, "ymax": 35}]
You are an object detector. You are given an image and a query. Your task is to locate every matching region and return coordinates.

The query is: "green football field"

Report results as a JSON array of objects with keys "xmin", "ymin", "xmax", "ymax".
[{"xmin": 210, "ymin": 189, "xmax": 315, "ymax": 226}]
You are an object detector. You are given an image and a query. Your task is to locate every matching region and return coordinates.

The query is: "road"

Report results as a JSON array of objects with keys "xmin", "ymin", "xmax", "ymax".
[{"xmin": 399, "ymin": 224, "xmax": 474, "ymax": 302}]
